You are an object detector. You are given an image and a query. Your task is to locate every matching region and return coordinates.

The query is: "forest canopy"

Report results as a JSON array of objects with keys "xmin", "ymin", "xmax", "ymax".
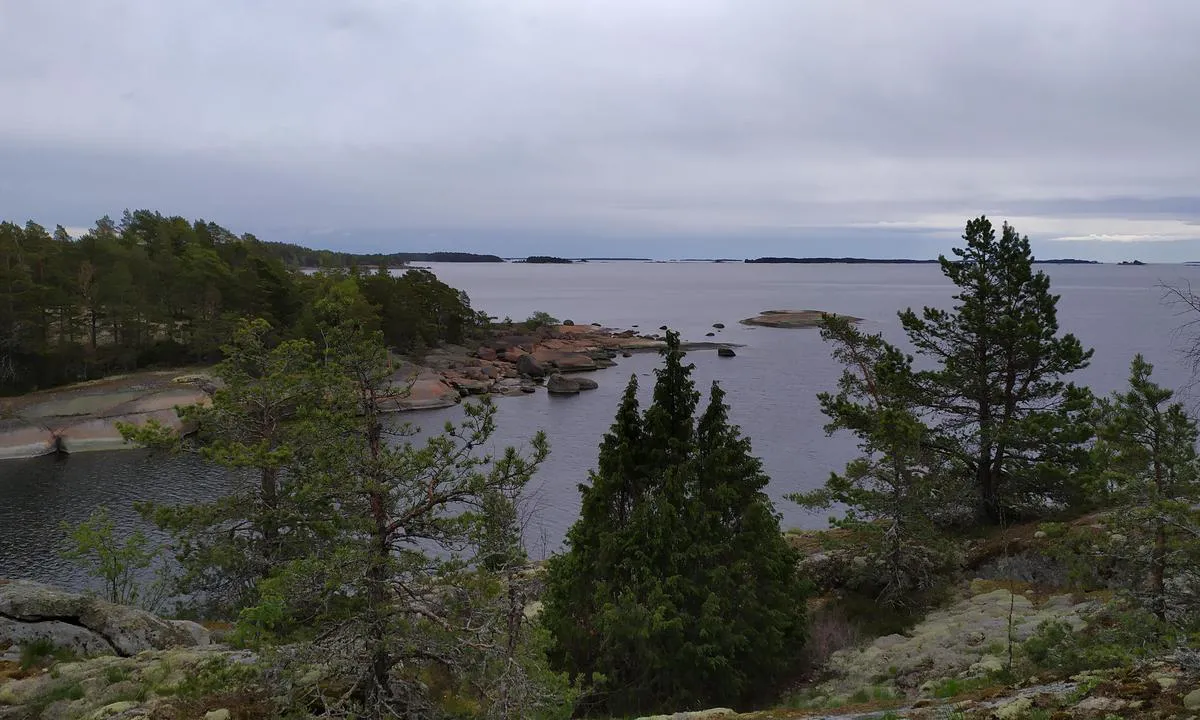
[{"xmin": 0, "ymin": 210, "xmax": 485, "ymax": 394}]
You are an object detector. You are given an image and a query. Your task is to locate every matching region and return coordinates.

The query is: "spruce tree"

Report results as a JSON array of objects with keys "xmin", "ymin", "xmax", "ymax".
[
  {"xmin": 899, "ymin": 216, "xmax": 1094, "ymax": 523},
  {"xmin": 543, "ymin": 332, "xmax": 808, "ymax": 716}
]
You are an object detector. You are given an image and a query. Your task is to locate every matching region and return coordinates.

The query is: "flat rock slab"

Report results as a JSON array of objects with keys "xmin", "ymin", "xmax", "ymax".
[
  {"xmin": 739, "ymin": 309, "xmax": 860, "ymax": 328},
  {"xmin": 0, "ymin": 419, "xmax": 57, "ymax": 459}
]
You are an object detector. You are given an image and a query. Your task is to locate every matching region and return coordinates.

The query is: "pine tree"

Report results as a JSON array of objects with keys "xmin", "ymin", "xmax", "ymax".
[
  {"xmin": 121, "ymin": 318, "xmax": 334, "ymax": 614},
  {"xmin": 235, "ymin": 300, "xmax": 561, "ymax": 719},
  {"xmin": 899, "ymin": 216, "xmax": 1094, "ymax": 524},
  {"xmin": 792, "ymin": 314, "xmax": 958, "ymax": 607},
  {"xmin": 543, "ymin": 332, "xmax": 808, "ymax": 716},
  {"xmin": 1094, "ymin": 355, "xmax": 1200, "ymax": 626}
]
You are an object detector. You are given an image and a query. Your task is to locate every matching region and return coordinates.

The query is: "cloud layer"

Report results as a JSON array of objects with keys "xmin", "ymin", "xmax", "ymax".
[{"xmin": 3, "ymin": 1, "xmax": 1200, "ymax": 258}]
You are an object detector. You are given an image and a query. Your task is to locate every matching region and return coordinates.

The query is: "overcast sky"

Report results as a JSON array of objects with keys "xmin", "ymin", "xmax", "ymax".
[{"xmin": 3, "ymin": 1, "xmax": 1200, "ymax": 260}]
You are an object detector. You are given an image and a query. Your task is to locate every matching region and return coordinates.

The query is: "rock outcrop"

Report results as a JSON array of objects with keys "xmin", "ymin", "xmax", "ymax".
[
  {"xmin": 0, "ymin": 580, "xmax": 204, "ymax": 658},
  {"xmin": 739, "ymin": 309, "xmax": 860, "ymax": 328},
  {"xmin": 0, "ymin": 373, "xmax": 212, "ymax": 458},
  {"xmin": 816, "ymin": 583, "xmax": 1094, "ymax": 699}
]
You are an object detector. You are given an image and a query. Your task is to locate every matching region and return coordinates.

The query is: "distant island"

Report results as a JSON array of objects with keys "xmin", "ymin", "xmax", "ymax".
[
  {"xmin": 745, "ymin": 256, "xmax": 1100, "ymax": 265},
  {"xmin": 264, "ymin": 242, "xmax": 505, "ymax": 267},
  {"xmin": 746, "ymin": 257, "xmax": 935, "ymax": 264},
  {"xmin": 1119, "ymin": 260, "xmax": 1146, "ymax": 266},
  {"xmin": 523, "ymin": 256, "xmax": 574, "ymax": 264},
  {"xmin": 579, "ymin": 257, "xmax": 653, "ymax": 261}
]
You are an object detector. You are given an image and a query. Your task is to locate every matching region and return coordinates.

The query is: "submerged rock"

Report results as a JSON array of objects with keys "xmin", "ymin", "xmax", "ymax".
[{"xmin": 717, "ymin": 347, "xmax": 736, "ymax": 358}]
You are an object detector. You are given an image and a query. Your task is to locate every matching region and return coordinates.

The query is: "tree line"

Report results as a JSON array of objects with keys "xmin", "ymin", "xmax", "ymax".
[
  {"xmin": 58, "ymin": 215, "xmax": 1200, "ymax": 718},
  {"xmin": 0, "ymin": 210, "xmax": 483, "ymax": 394}
]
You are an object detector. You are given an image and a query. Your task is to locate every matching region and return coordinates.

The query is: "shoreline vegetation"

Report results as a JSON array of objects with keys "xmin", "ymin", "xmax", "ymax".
[
  {"xmin": 5, "ymin": 214, "xmax": 1200, "ymax": 719},
  {"xmin": 0, "ymin": 321, "xmax": 741, "ymax": 460}
]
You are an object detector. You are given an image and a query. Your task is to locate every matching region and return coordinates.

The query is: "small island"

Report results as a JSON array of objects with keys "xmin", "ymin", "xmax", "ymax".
[
  {"xmin": 523, "ymin": 256, "xmax": 574, "ymax": 264},
  {"xmin": 739, "ymin": 309, "xmax": 861, "ymax": 328},
  {"xmin": 1119, "ymin": 260, "xmax": 1146, "ymax": 266}
]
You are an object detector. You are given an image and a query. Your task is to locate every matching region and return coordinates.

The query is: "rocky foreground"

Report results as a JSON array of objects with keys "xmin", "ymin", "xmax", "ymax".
[
  {"xmin": 0, "ymin": 323, "xmax": 734, "ymax": 461},
  {"xmin": 4, "ymin": 575, "xmax": 1198, "ymax": 719}
]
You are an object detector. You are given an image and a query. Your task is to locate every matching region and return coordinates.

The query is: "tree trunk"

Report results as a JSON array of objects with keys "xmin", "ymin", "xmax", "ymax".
[
  {"xmin": 260, "ymin": 466, "xmax": 279, "ymax": 573},
  {"xmin": 977, "ymin": 454, "xmax": 1001, "ymax": 524},
  {"xmin": 1151, "ymin": 453, "xmax": 1167, "ymax": 621},
  {"xmin": 363, "ymin": 387, "xmax": 393, "ymax": 716}
]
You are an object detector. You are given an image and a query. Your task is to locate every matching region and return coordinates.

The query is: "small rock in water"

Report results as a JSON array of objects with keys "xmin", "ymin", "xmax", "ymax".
[
  {"xmin": 712, "ymin": 322, "xmax": 725, "ymax": 329},
  {"xmin": 659, "ymin": 325, "xmax": 668, "ymax": 330},
  {"xmin": 621, "ymin": 351, "xmax": 632, "ymax": 358},
  {"xmin": 705, "ymin": 332, "xmax": 715, "ymax": 337},
  {"xmin": 717, "ymin": 347, "xmax": 736, "ymax": 358},
  {"xmin": 546, "ymin": 373, "xmax": 582, "ymax": 395}
]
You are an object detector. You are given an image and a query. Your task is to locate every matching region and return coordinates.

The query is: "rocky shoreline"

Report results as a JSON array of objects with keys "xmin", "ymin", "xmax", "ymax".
[{"xmin": 0, "ymin": 323, "xmax": 736, "ymax": 461}]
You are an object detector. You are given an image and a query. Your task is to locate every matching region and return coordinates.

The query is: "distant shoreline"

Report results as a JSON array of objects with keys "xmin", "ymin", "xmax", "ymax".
[{"xmin": 744, "ymin": 256, "xmax": 1101, "ymax": 265}]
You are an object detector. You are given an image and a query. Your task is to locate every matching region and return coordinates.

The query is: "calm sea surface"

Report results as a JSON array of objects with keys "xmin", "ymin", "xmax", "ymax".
[{"xmin": 4, "ymin": 261, "xmax": 1200, "ymax": 589}]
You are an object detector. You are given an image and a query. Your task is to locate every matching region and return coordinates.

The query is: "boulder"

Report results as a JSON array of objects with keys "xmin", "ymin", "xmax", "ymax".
[
  {"xmin": 516, "ymin": 354, "xmax": 546, "ymax": 378},
  {"xmin": 622, "ymin": 351, "xmax": 633, "ymax": 358},
  {"xmin": 0, "ymin": 580, "xmax": 200, "ymax": 657},
  {"xmin": 717, "ymin": 347, "xmax": 736, "ymax": 358},
  {"xmin": 1185, "ymin": 688, "xmax": 1200, "ymax": 711},
  {"xmin": 712, "ymin": 323, "xmax": 725, "ymax": 329},
  {"xmin": 168, "ymin": 620, "xmax": 211, "ymax": 647},
  {"xmin": 575, "ymin": 377, "xmax": 599, "ymax": 391},
  {"xmin": 705, "ymin": 332, "xmax": 715, "ymax": 337},
  {"xmin": 379, "ymin": 372, "xmax": 460, "ymax": 411},
  {"xmin": 0, "ymin": 616, "xmax": 115, "ymax": 657},
  {"xmin": 546, "ymin": 374, "xmax": 581, "ymax": 395},
  {"xmin": 476, "ymin": 346, "xmax": 498, "ymax": 361}
]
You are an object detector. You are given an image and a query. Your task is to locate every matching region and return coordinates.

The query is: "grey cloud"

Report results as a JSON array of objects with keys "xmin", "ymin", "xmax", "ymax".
[{"xmin": 3, "ymin": 1, "xmax": 1200, "ymax": 258}]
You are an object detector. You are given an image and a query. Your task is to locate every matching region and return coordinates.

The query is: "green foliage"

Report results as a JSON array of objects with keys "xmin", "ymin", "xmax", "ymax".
[
  {"xmin": 59, "ymin": 505, "xmax": 168, "ymax": 610},
  {"xmin": 1022, "ymin": 605, "xmax": 1174, "ymax": 674},
  {"xmin": 0, "ymin": 211, "xmax": 485, "ymax": 394},
  {"xmin": 793, "ymin": 314, "xmax": 960, "ymax": 608},
  {"xmin": 1091, "ymin": 354, "xmax": 1200, "ymax": 626},
  {"xmin": 524, "ymin": 310, "xmax": 560, "ymax": 329},
  {"xmin": 160, "ymin": 656, "xmax": 262, "ymax": 699},
  {"xmin": 208, "ymin": 306, "xmax": 566, "ymax": 718},
  {"xmin": 125, "ymin": 319, "xmax": 340, "ymax": 616},
  {"xmin": 17, "ymin": 638, "xmax": 76, "ymax": 671},
  {"xmin": 897, "ymin": 216, "xmax": 1094, "ymax": 523},
  {"xmin": 543, "ymin": 331, "xmax": 810, "ymax": 716}
]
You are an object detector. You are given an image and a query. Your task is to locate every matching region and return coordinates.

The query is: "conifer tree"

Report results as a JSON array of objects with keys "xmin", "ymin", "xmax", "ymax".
[
  {"xmin": 793, "ymin": 314, "xmax": 958, "ymax": 607},
  {"xmin": 899, "ymin": 216, "xmax": 1094, "ymax": 523},
  {"xmin": 1094, "ymin": 355, "xmax": 1200, "ymax": 625},
  {"xmin": 543, "ymin": 332, "xmax": 808, "ymax": 717}
]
